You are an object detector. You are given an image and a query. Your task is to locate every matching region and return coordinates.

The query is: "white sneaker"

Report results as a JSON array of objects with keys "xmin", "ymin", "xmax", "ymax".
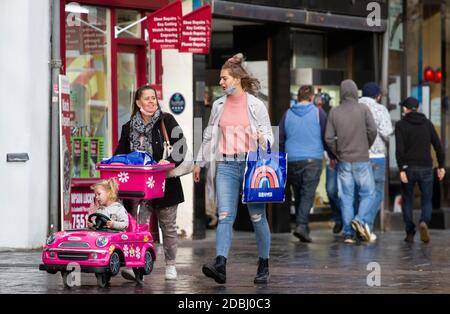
[
  {"xmin": 363, "ymin": 223, "xmax": 372, "ymax": 241},
  {"xmin": 369, "ymin": 233, "xmax": 377, "ymax": 242},
  {"xmin": 344, "ymin": 236, "xmax": 355, "ymax": 244},
  {"xmin": 165, "ymin": 265, "xmax": 177, "ymax": 280}
]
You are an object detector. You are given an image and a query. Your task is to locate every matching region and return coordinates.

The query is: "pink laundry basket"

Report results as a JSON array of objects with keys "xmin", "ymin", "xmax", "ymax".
[{"xmin": 96, "ymin": 163, "xmax": 175, "ymax": 199}]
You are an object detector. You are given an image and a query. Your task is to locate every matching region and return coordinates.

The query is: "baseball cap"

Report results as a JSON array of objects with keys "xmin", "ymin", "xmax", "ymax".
[
  {"xmin": 400, "ymin": 97, "xmax": 419, "ymax": 110},
  {"xmin": 362, "ymin": 82, "xmax": 381, "ymax": 98}
]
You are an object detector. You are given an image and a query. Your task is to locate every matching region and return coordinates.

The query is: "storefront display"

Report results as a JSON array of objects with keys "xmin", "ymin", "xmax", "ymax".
[{"xmin": 63, "ymin": 1, "xmax": 163, "ymax": 230}]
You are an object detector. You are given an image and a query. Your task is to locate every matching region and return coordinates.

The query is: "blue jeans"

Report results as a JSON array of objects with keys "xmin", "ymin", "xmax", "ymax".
[
  {"xmin": 337, "ymin": 161, "xmax": 375, "ymax": 237},
  {"xmin": 215, "ymin": 160, "xmax": 271, "ymax": 259},
  {"xmin": 326, "ymin": 164, "xmax": 341, "ymax": 225},
  {"xmin": 366, "ymin": 158, "xmax": 386, "ymax": 231},
  {"xmin": 288, "ymin": 160, "xmax": 323, "ymax": 226},
  {"xmin": 401, "ymin": 167, "xmax": 434, "ymax": 235}
]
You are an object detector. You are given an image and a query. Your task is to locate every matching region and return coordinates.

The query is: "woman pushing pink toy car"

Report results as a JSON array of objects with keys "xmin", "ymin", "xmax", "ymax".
[{"xmin": 115, "ymin": 85, "xmax": 186, "ymax": 281}]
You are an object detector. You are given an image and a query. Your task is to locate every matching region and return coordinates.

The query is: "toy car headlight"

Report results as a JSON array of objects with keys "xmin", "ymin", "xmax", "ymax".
[
  {"xmin": 96, "ymin": 236, "xmax": 109, "ymax": 247},
  {"xmin": 46, "ymin": 234, "xmax": 56, "ymax": 245}
]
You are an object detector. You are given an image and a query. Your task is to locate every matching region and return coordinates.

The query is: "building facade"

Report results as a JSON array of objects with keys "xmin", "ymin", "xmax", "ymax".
[
  {"xmin": 0, "ymin": 0, "xmax": 51, "ymax": 248},
  {"xmin": 192, "ymin": 0, "xmax": 450, "ymax": 233},
  {"xmin": 1, "ymin": 0, "xmax": 450, "ymax": 248},
  {"xmin": 0, "ymin": 0, "xmax": 196, "ymax": 249}
]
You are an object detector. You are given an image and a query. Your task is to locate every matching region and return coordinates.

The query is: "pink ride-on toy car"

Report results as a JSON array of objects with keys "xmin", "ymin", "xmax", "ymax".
[
  {"xmin": 39, "ymin": 163, "xmax": 174, "ymax": 288},
  {"xmin": 39, "ymin": 211, "xmax": 156, "ymax": 288}
]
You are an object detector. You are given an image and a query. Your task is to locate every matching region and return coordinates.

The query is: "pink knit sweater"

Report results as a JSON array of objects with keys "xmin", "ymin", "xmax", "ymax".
[{"xmin": 219, "ymin": 93, "xmax": 251, "ymax": 155}]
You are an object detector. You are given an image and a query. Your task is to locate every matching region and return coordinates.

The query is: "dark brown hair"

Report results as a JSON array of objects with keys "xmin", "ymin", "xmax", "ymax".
[
  {"xmin": 297, "ymin": 85, "xmax": 314, "ymax": 102},
  {"xmin": 131, "ymin": 85, "xmax": 160, "ymax": 118},
  {"xmin": 221, "ymin": 53, "xmax": 260, "ymax": 96}
]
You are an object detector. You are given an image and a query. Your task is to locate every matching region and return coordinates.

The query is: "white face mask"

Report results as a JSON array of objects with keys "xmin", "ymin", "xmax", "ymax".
[
  {"xmin": 224, "ymin": 85, "xmax": 236, "ymax": 96},
  {"xmin": 140, "ymin": 106, "xmax": 155, "ymax": 117}
]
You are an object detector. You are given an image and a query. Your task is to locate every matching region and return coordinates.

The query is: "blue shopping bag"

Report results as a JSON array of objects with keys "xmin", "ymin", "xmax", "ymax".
[
  {"xmin": 101, "ymin": 151, "xmax": 157, "ymax": 165},
  {"xmin": 242, "ymin": 141, "xmax": 287, "ymax": 203}
]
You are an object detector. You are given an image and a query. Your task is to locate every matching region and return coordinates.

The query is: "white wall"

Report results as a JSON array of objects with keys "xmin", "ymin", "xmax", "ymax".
[
  {"xmin": 159, "ymin": 0, "xmax": 194, "ymax": 239},
  {"xmin": 0, "ymin": 0, "xmax": 50, "ymax": 248},
  {"xmin": 161, "ymin": 50, "xmax": 194, "ymax": 239}
]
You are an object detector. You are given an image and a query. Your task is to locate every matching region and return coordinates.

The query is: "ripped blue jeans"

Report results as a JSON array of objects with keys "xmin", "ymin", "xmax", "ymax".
[{"xmin": 215, "ymin": 160, "xmax": 271, "ymax": 259}]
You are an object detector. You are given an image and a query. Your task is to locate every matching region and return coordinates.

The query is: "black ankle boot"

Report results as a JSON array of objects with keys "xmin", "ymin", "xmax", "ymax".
[
  {"xmin": 254, "ymin": 257, "xmax": 269, "ymax": 284},
  {"xmin": 202, "ymin": 255, "xmax": 227, "ymax": 284}
]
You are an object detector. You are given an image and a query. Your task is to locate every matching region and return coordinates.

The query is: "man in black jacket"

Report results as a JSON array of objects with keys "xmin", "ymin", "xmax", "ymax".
[{"xmin": 395, "ymin": 97, "xmax": 446, "ymax": 243}]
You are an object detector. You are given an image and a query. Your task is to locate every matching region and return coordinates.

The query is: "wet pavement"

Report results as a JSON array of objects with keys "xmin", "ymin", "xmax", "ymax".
[{"xmin": 2, "ymin": 225, "xmax": 450, "ymax": 294}]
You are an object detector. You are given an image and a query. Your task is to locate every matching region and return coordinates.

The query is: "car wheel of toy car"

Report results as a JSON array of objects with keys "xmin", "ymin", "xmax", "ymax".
[
  {"xmin": 95, "ymin": 273, "xmax": 111, "ymax": 288},
  {"xmin": 143, "ymin": 250, "xmax": 154, "ymax": 275},
  {"xmin": 109, "ymin": 252, "xmax": 120, "ymax": 276}
]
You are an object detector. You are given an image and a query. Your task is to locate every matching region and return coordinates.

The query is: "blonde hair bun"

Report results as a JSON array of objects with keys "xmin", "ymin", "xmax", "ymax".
[
  {"xmin": 232, "ymin": 53, "xmax": 244, "ymax": 64},
  {"xmin": 91, "ymin": 178, "xmax": 119, "ymax": 201},
  {"xmin": 227, "ymin": 53, "xmax": 246, "ymax": 67},
  {"xmin": 222, "ymin": 52, "xmax": 259, "ymax": 96}
]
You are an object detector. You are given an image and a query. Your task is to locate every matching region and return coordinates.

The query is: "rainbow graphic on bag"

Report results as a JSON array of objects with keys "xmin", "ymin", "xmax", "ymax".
[
  {"xmin": 242, "ymin": 142, "xmax": 287, "ymax": 203},
  {"xmin": 251, "ymin": 166, "xmax": 280, "ymax": 189}
]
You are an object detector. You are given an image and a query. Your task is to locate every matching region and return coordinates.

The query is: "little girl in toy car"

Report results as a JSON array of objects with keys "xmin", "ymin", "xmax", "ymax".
[{"xmin": 88, "ymin": 178, "xmax": 129, "ymax": 231}]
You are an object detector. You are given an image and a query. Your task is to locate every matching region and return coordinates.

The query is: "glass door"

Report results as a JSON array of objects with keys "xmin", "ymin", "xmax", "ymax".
[
  {"xmin": 117, "ymin": 46, "xmax": 138, "ymax": 136},
  {"xmin": 116, "ymin": 45, "xmax": 146, "ymax": 138}
]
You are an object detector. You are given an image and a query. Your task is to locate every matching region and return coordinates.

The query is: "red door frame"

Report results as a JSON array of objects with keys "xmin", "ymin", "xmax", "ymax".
[{"xmin": 61, "ymin": 0, "xmax": 163, "ymax": 151}]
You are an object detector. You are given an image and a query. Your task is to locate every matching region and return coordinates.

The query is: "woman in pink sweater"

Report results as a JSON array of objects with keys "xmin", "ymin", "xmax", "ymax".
[{"xmin": 193, "ymin": 53, "xmax": 273, "ymax": 284}]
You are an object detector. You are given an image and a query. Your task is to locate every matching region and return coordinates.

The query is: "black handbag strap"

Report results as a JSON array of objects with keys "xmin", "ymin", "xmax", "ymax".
[{"xmin": 160, "ymin": 117, "xmax": 170, "ymax": 144}]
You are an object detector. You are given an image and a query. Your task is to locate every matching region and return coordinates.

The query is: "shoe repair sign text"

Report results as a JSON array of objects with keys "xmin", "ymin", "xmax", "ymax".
[{"xmin": 148, "ymin": 1, "xmax": 211, "ymax": 54}]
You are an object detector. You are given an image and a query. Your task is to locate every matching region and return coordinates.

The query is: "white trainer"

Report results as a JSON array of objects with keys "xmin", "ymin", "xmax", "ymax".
[
  {"xmin": 165, "ymin": 265, "xmax": 177, "ymax": 280},
  {"xmin": 369, "ymin": 233, "xmax": 377, "ymax": 242}
]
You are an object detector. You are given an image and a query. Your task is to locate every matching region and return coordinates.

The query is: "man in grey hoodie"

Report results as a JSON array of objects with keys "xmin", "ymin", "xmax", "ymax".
[{"xmin": 325, "ymin": 79, "xmax": 377, "ymax": 243}]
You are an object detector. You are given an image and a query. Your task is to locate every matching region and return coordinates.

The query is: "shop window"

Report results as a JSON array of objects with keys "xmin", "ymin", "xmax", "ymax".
[
  {"xmin": 387, "ymin": 0, "xmax": 405, "ymax": 175},
  {"xmin": 446, "ymin": 1, "xmax": 450, "ymax": 170},
  {"xmin": 292, "ymin": 32, "xmax": 325, "ymax": 70},
  {"xmin": 116, "ymin": 9, "xmax": 141, "ymax": 38},
  {"xmin": 291, "ymin": 31, "xmax": 338, "ymax": 211},
  {"xmin": 65, "ymin": 5, "xmax": 111, "ymax": 178},
  {"xmin": 388, "ymin": 0, "xmax": 445, "ymax": 207},
  {"xmin": 290, "ymin": 30, "xmax": 341, "ymax": 105},
  {"xmin": 443, "ymin": 0, "xmax": 450, "ymax": 205},
  {"xmin": 422, "ymin": 1, "xmax": 441, "ymax": 129}
]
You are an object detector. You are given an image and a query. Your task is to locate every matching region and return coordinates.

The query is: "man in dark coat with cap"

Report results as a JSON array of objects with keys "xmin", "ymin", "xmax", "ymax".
[{"xmin": 395, "ymin": 96, "xmax": 446, "ymax": 243}]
